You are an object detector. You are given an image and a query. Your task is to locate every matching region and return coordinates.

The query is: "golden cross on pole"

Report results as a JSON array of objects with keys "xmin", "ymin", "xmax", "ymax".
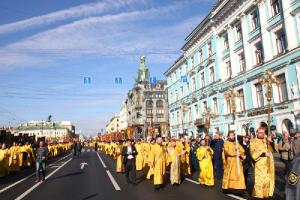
[
  {"xmin": 223, "ymin": 86, "xmax": 241, "ymax": 175},
  {"xmin": 223, "ymin": 86, "xmax": 240, "ymax": 125},
  {"xmin": 259, "ymin": 69, "xmax": 280, "ymax": 137},
  {"xmin": 202, "ymin": 106, "xmax": 215, "ymax": 135}
]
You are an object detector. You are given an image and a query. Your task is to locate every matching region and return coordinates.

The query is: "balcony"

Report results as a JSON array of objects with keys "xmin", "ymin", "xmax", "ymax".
[
  {"xmin": 248, "ymin": 28, "xmax": 260, "ymax": 43},
  {"xmin": 267, "ymin": 13, "xmax": 283, "ymax": 31},
  {"xmin": 291, "ymin": 0, "xmax": 300, "ymax": 16},
  {"xmin": 234, "ymin": 40, "xmax": 243, "ymax": 52}
]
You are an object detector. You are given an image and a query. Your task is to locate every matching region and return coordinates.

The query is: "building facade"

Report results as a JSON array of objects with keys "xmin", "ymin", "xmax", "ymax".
[
  {"xmin": 106, "ymin": 116, "xmax": 120, "ymax": 133},
  {"xmin": 125, "ymin": 56, "xmax": 169, "ymax": 139},
  {"xmin": 119, "ymin": 102, "xmax": 129, "ymax": 132},
  {"xmin": 14, "ymin": 120, "xmax": 75, "ymax": 142},
  {"xmin": 165, "ymin": 0, "xmax": 300, "ymax": 137}
]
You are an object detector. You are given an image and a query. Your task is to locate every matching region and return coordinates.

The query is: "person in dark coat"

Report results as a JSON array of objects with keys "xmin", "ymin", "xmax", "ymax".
[
  {"xmin": 189, "ymin": 139, "xmax": 199, "ymax": 174},
  {"xmin": 122, "ymin": 139, "xmax": 138, "ymax": 184},
  {"xmin": 241, "ymin": 135, "xmax": 252, "ymax": 187},
  {"xmin": 210, "ymin": 132, "xmax": 224, "ymax": 179}
]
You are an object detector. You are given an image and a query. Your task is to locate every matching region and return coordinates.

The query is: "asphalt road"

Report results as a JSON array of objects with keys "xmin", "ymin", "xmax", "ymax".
[{"xmin": 0, "ymin": 148, "xmax": 283, "ymax": 200}]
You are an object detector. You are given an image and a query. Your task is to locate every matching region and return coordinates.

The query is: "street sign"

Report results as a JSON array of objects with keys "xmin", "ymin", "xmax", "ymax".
[
  {"xmin": 84, "ymin": 77, "xmax": 91, "ymax": 84},
  {"xmin": 115, "ymin": 77, "xmax": 122, "ymax": 85},
  {"xmin": 181, "ymin": 75, "xmax": 187, "ymax": 83},
  {"xmin": 150, "ymin": 77, "xmax": 157, "ymax": 85}
]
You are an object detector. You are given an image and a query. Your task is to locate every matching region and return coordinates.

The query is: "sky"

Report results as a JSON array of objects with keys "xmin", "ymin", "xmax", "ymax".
[{"xmin": 0, "ymin": 0, "xmax": 214, "ymax": 135}]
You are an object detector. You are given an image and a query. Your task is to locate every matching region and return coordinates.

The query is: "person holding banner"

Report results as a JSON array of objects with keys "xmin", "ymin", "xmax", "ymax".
[{"xmin": 222, "ymin": 131, "xmax": 246, "ymax": 194}]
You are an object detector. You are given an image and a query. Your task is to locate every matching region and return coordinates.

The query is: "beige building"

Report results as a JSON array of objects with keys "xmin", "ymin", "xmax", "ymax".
[
  {"xmin": 106, "ymin": 116, "xmax": 120, "ymax": 133},
  {"xmin": 119, "ymin": 102, "xmax": 128, "ymax": 131}
]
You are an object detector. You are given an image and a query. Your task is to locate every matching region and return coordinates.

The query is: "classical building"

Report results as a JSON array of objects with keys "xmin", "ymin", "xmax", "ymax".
[
  {"xmin": 125, "ymin": 56, "xmax": 169, "ymax": 139},
  {"xmin": 119, "ymin": 102, "xmax": 128, "ymax": 131},
  {"xmin": 165, "ymin": 0, "xmax": 300, "ymax": 137},
  {"xmin": 14, "ymin": 120, "xmax": 75, "ymax": 142},
  {"xmin": 106, "ymin": 115, "xmax": 120, "ymax": 134}
]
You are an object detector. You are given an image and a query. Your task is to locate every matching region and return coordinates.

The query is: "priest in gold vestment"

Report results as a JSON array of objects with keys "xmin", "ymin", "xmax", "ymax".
[
  {"xmin": 196, "ymin": 139, "xmax": 214, "ymax": 186},
  {"xmin": 149, "ymin": 137, "xmax": 167, "ymax": 190},
  {"xmin": 167, "ymin": 139, "xmax": 181, "ymax": 185},
  {"xmin": 222, "ymin": 131, "xmax": 246, "ymax": 192},
  {"xmin": 250, "ymin": 128, "xmax": 275, "ymax": 199},
  {"xmin": 9, "ymin": 142, "xmax": 20, "ymax": 173},
  {"xmin": 115, "ymin": 141, "xmax": 125, "ymax": 173},
  {"xmin": 0, "ymin": 144, "xmax": 10, "ymax": 177}
]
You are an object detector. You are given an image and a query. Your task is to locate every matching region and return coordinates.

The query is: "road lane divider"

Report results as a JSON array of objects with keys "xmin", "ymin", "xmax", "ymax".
[
  {"xmin": 0, "ymin": 153, "xmax": 71, "ymax": 194},
  {"xmin": 106, "ymin": 170, "xmax": 121, "ymax": 191},
  {"xmin": 15, "ymin": 157, "xmax": 72, "ymax": 200},
  {"xmin": 96, "ymin": 152, "xmax": 107, "ymax": 168}
]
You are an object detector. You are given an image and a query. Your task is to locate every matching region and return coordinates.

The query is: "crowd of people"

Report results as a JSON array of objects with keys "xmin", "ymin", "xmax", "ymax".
[
  {"xmin": 98, "ymin": 128, "xmax": 300, "ymax": 199},
  {"xmin": 0, "ymin": 141, "xmax": 72, "ymax": 181}
]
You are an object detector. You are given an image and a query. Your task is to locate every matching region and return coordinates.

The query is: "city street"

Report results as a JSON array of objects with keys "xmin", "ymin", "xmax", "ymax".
[{"xmin": 0, "ymin": 148, "xmax": 239, "ymax": 200}]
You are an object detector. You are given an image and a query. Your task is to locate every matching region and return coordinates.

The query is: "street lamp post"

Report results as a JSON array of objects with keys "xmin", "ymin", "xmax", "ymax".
[
  {"xmin": 259, "ymin": 69, "xmax": 280, "ymax": 137},
  {"xmin": 180, "ymin": 102, "xmax": 188, "ymax": 136}
]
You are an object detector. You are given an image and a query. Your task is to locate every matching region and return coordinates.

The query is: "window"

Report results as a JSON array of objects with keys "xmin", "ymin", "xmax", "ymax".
[
  {"xmin": 210, "ymin": 67, "xmax": 215, "ymax": 83},
  {"xmin": 276, "ymin": 74, "xmax": 288, "ymax": 102},
  {"xmin": 208, "ymin": 42, "xmax": 212, "ymax": 57},
  {"xmin": 254, "ymin": 42, "xmax": 263, "ymax": 64},
  {"xmin": 192, "ymin": 76, "xmax": 196, "ymax": 91},
  {"xmin": 178, "ymin": 68, "xmax": 182, "ymax": 77},
  {"xmin": 156, "ymin": 100, "xmax": 163, "ymax": 108},
  {"xmin": 251, "ymin": 10, "xmax": 259, "ymax": 31},
  {"xmin": 203, "ymin": 101, "xmax": 207, "ymax": 111},
  {"xmin": 199, "ymin": 50, "xmax": 203, "ymax": 63},
  {"xmin": 187, "ymin": 82, "xmax": 190, "ymax": 94},
  {"xmin": 236, "ymin": 24, "xmax": 242, "ymax": 42},
  {"xmin": 170, "ymin": 92, "xmax": 173, "ymax": 102},
  {"xmin": 226, "ymin": 99, "xmax": 232, "ymax": 114},
  {"xmin": 146, "ymin": 109, "xmax": 153, "ymax": 117},
  {"xmin": 213, "ymin": 97, "xmax": 218, "ymax": 115},
  {"xmin": 201, "ymin": 72, "xmax": 205, "ymax": 87},
  {"xmin": 255, "ymin": 83, "xmax": 264, "ymax": 107},
  {"xmin": 194, "ymin": 104, "xmax": 199, "ymax": 118},
  {"xmin": 271, "ymin": 0, "xmax": 280, "ymax": 17},
  {"xmin": 184, "ymin": 64, "xmax": 188, "ymax": 74},
  {"xmin": 275, "ymin": 29, "xmax": 287, "ymax": 54},
  {"xmin": 175, "ymin": 90, "xmax": 178, "ymax": 101},
  {"xmin": 226, "ymin": 61, "xmax": 232, "ymax": 79},
  {"xmin": 180, "ymin": 86, "xmax": 184, "ymax": 97},
  {"xmin": 188, "ymin": 107, "xmax": 192, "ymax": 122},
  {"xmin": 223, "ymin": 34, "xmax": 229, "ymax": 50},
  {"xmin": 238, "ymin": 52, "xmax": 246, "ymax": 72},
  {"xmin": 191, "ymin": 56, "xmax": 194, "ymax": 68},
  {"xmin": 238, "ymin": 89, "xmax": 245, "ymax": 111},
  {"xmin": 146, "ymin": 100, "xmax": 153, "ymax": 107},
  {"xmin": 177, "ymin": 111, "xmax": 180, "ymax": 124}
]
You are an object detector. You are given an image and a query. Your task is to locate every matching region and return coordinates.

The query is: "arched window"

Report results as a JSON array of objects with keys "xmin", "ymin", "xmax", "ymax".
[
  {"xmin": 146, "ymin": 100, "xmax": 153, "ymax": 108},
  {"xmin": 156, "ymin": 100, "xmax": 163, "ymax": 108}
]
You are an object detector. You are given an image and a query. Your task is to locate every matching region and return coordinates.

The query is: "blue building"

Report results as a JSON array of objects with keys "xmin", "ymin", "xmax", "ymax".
[{"xmin": 164, "ymin": 0, "xmax": 300, "ymax": 137}]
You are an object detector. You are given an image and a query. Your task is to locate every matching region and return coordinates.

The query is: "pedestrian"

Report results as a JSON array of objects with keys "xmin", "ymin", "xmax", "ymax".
[
  {"xmin": 196, "ymin": 139, "xmax": 214, "ymax": 186},
  {"xmin": 250, "ymin": 128, "xmax": 275, "ymax": 199},
  {"xmin": 222, "ymin": 131, "xmax": 246, "ymax": 195},
  {"xmin": 0, "ymin": 143, "xmax": 10, "ymax": 177},
  {"xmin": 122, "ymin": 139, "xmax": 138, "ymax": 185},
  {"xmin": 149, "ymin": 137, "xmax": 167, "ymax": 190},
  {"xmin": 35, "ymin": 141, "xmax": 48, "ymax": 182},
  {"xmin": 77, "ymin": 142, "xmax": 82, "ymax": 157},
  {"xmin": 72, "ymin": 140, "xmax": 78, "ymax": 158},
  {"xmin": 189, "ymin": 139, "xmax": 199, "ymax": 174},
  {"xmin": 241, "ymin": 135, "xmax": 252, "ymax": 188},
  {"xmin": 115, "ymin": 141, "xmax": 125, "ymax": 173},
  {"xmin": 278, "ymin": 131, "xmax": 294, "ymax": 175},
  {"xmin": 211, "ymin": 132, "xmax": 224, "ymax": 179},
  {"xmin": 293, "ymin": 132, "xmax": 300, "ymax": 156},
  {"xmin": 285, "ymin": 153, "xmax": 300, "ymax": 200}
]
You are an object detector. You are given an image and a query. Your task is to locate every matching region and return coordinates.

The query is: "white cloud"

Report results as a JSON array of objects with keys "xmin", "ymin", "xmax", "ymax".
[{"xmin": 0, "ymin": 0, "xmax": 144, "ymax": 35}]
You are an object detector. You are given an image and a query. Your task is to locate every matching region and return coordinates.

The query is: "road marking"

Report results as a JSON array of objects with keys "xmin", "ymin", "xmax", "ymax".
[
  {"xmin": 0, "ymin": 154, "xmax": 71, "ymax": 194},
  {"xmin": 106, "ymin": 170, "xmax": 121, "ymax": 191},
  {"xmin": 96, "ymin": 152, "xmax": 107, "ymax": 168},
  {"xmin": 80, "ymin": 162, "xmax": 88, "ymax": 170},
  {"xmin": 185, "ymin": 178, "xmax": 200, "ymax": 185},
  {"xmin": 227, "ymin": 194, "xmax": 246, "ymax": 200},
  {"xmin": 15, "ymin": 157, "xmax": 72, "ymax": 200}
]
